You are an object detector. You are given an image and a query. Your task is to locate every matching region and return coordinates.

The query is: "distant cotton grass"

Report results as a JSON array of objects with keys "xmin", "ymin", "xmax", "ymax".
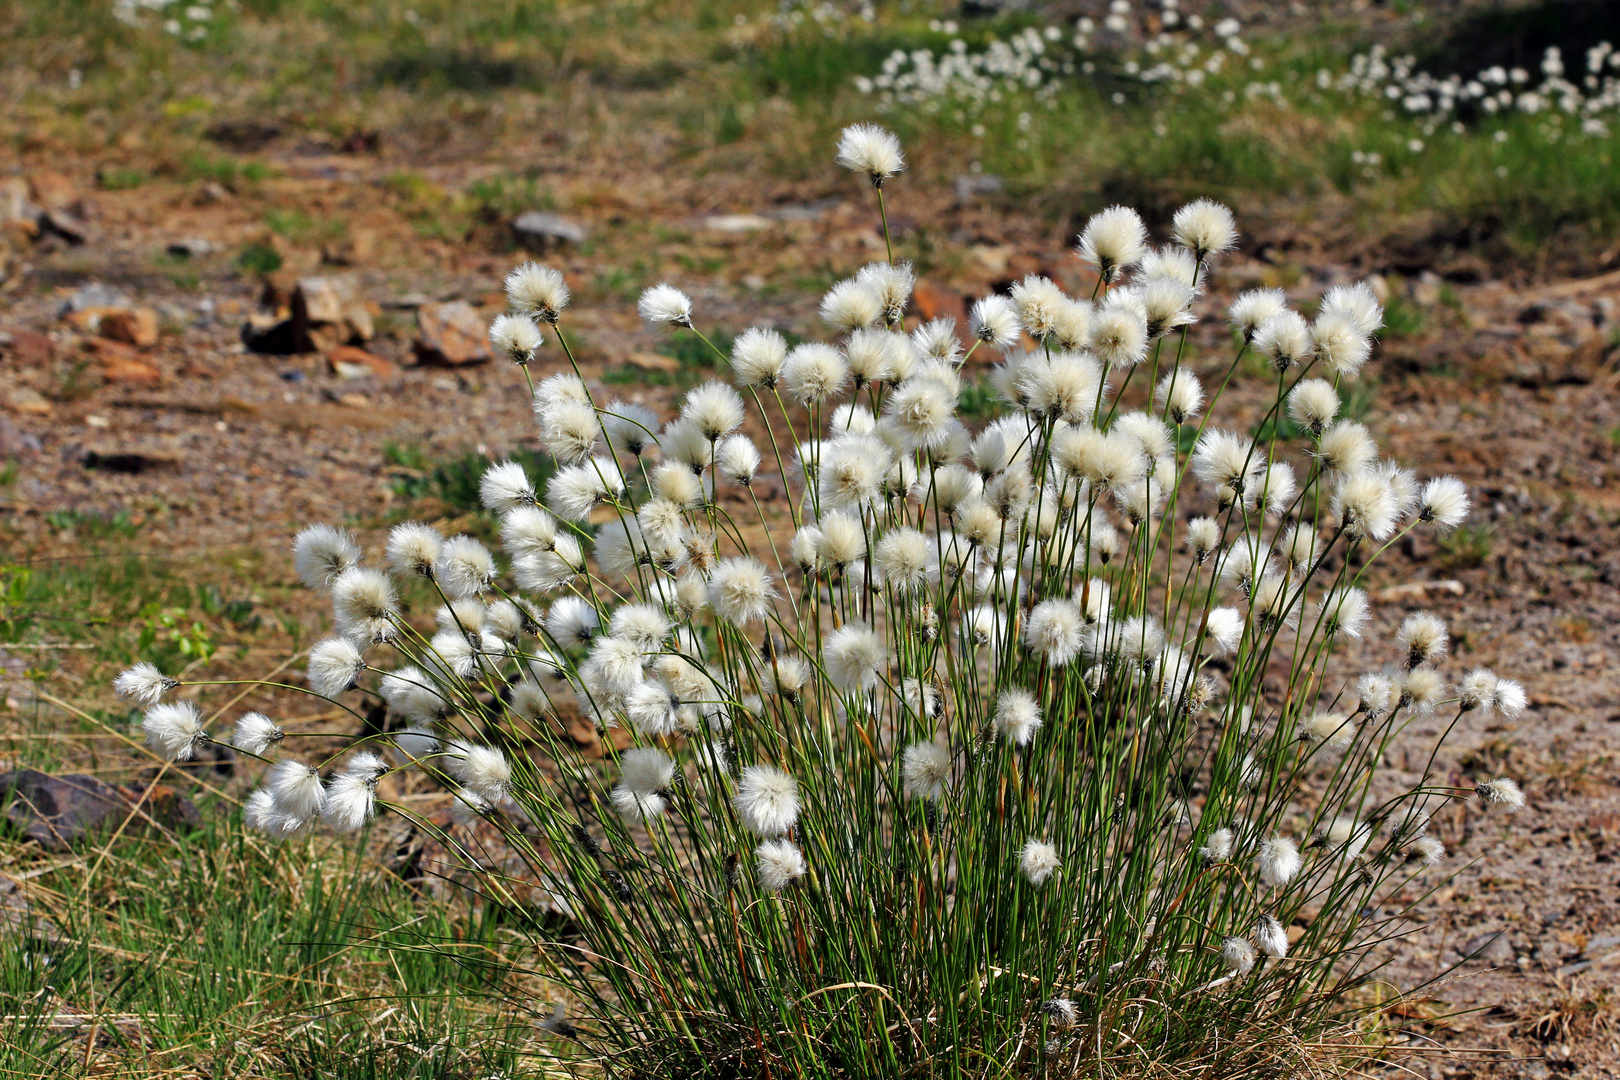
[{"xmin": 132, "ymin": 135, "xmax": 1525, "ymax": 1080}]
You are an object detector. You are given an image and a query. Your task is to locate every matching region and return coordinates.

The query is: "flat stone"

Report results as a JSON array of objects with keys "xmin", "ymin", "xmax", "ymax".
[
  {"xmin": 625, "ymin": 350, "xmax": 679, "ymax": 372},
  {"xmin": 85, "ymin": 339, "xmax": 162, "ymax": 384},
  {"xmin": 414, "ymin": 300, "xmax": 490, "ymax": 365},
  {"xmin": 166, "ymin": 238, "xmax": 216, "ymax": 259},
  {"xmin": 60, "ymin": 282, "xmax": 132, "ymax": 315},
  {"xmin": 0, "ymin": 330, "xmax": 56, "ymax": 365},
  {"xmin": 98, "ymin": 307, "xmax": 161, "ymax": 348},
  {"xmin": 511, "ymin": 211, "xmax": 588, "ymax": 251},
  {"xmin": 0, "ymin": 177, "xmax": 38, "ymax": 225},
  {"xmin": 295, "ymin": 274, "xmax": 374, "ymax": 343},
  {"xmin": 761, "ymin": 199, "xmax": 838, "ymax": 223},
  {"xmin": 3, "ymin": 387, "xmax": 53, "ymax": 417},
  {"xmin": 703, "ymin": 213, "xmax": 773, "ymax": 233},
  {"xmin": 0, "ymin": 769, "xmax": 200, "ymax": 852},
  {"xmin": 39, "ymin": 208, "xmax": 89, "ymax": 244},
  {"xmin": 328, "ymin": 344, "xmax": 396, "ymax": 379},
  {"xmin": 954, "ymin": 173, "xmax": 1004, "ymax": 202},
  {"xmin": 1461, "ymin": 930, "xmax": 1515, "ymax": 964},
  {"xmin": 913, "ymin": 282, "xmax": 969, "ymax": 331}
]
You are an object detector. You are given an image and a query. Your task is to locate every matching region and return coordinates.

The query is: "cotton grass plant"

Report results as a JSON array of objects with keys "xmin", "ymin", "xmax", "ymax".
[{"xmin": 116, "ymin": 124, "xmax": 1527, "ymax": 1078}]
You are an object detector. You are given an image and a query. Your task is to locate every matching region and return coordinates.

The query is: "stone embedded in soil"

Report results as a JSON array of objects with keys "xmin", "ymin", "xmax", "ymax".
[
  {"xmin": 413, "ymin": 300, "xmax": 490, "ymax": 365},
  {"xmin": 0, "ymin": 329, "xmax": 55, "ymax": 366},
  {"xmin": 1461, "ymin": 930, "xmax": 1516, "ymax": 965},
  {"xmin": 0, "ymin": 769, "xmax": 201, "ymax": 852},
  {"xmin": 97, "ymin": 307, "xmax": 161, "ymax": 348},
  {"xmin": 166, "ymin": 238, "xmax": 215, "ymax": 259},
  {"xmin": 85, "ymin": 338, "xmax": 163, "ymax": 384},
  {"xmin": 60, "ymin": 282, "xmax": 132, "ymax": 314},
  {"xmin": 511, "ymin": 210, "xmax": 588, "ymax": 251},
  {"xmin": 328, "ymin": 344, "xmax": 396, "ymax": 379}
]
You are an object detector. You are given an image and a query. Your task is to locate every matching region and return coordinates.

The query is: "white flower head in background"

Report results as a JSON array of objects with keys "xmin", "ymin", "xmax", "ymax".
[
  {"xmin": 836, "ymin": 123, "xmax": 906, "ymax": 188},
  {"xmin": 639, "ymin": 283, "xmax": 694, "ymax": 328}
]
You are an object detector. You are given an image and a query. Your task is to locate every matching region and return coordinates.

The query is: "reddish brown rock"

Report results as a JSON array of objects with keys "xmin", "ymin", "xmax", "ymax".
[
  {"xmin": 98, "ymin": 307, "xmax": 161, "ymax": 348},
  {"xmin": 0, "ymin": 330, "xmax": 55, "ymax": 366},
  {"xmin": 328, "ymin": 344, "xmax": 396, "ymax": 378},
  {"xmin": 413, "ymin": 300, "xmax": 490, "ymax": 365}
]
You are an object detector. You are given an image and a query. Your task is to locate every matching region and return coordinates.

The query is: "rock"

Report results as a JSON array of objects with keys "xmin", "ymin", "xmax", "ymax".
[
  {"xmin": 327, "ymin": 344, "xmax": 396, "ymax": 379},
  {"xmin": 0, "ymin": 330, "xmax": 55, "ymax": 365},
  {"xmin": 241, "ymin": 313, "xmax": 305, "ymax": 355},
  {"xmin": 626, "ymin": 350, "xmax": 679, "ymax": 372},
  {"xmin": 761, "ymin": 199, "xmax": 837, "ymax": 223},
  {"xmin": 166, "ymin": 238, "xmax": 215, "ymax": 259},
  {"xmin": 0, "ymin": 769, "xmax": 201, "ymax": 852},
  {"xmin": 703, "ymin": 214, "xmax": 773, "ymax": 233},
  {"xmin": 1461, "ymin": 930, "xmax": 1515, "ymax": 965},
  {"xmin": 0, "ymin": 177, "xmax": 38, "ymax": 226},
  {"xmin": 295, "ymin": 274, "xmax": 374, "ymax": 342},
  {"xmin": 85, "ymin": 338, "xmax": 162, "ymax": 384},
  {"xmin": 38, "ymin": 208, "xmax": 89, "ymax": 244},
  {"xmin": 0, "ymin": 415, "xmax": 43, "ymax": 453},
  {"xmin": 1374, "ymin": 580, "xmax": 1465, "ymax": 603},
  {"xmin": 322, "ymin": 227, "xmax": 376, "ymax": 267},
  {"xmin": 913, "ymin": 282, "xmax": 969, "ymax": 330},
  {"xmin": 60, "ymin": 282, "xmax": 132, "ymax": 315},
  {"xmin": 98, "ymin": 307, "xmax": 161, "ymax": 348},
  {"xmin": 4, "ymin": 387, "xmax": 54, "ymax": 417},
  {"xmin": 511, "ymin": 210, "xmax": 588, "ymax": 251},
  {"xmin": 414, "ymin": 300, "xmax": 490, "ymax": 365},
  {"xmin": 954, "ymin": 173, "xmax": 1004, "ymax": 202},
  {"xmin": 26, "ymin": 171, "xmax": 78, "ymax": 211}
]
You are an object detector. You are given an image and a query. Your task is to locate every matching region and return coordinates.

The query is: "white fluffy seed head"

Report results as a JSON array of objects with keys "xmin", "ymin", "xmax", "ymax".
[
  {"xmin": 1199, "ymin": 827, "xmax": 1234, "ymax": 863},
  {"xmin": 388, "ymin": 522, "xmax": 444, "ymax": 577},
  {"xmin": 1318, "ymin": 586, "xmax": 1370, "ymax": 639},
  {"xmin": 682, "ymin": 381, "xmax": 745, "ymax": 441},
  {"xmin": 1155, "ymin": 367, "xmax": 1204, "ymax": 424},
  {"xmin": 1139, "ymin": 275, "xmax": 1197, "ymax": 339},
  {"xmin": 835, "ymin": 123, "xmax": 905, "ymax": 187},
  {"xmin": 821, "ymin": 278, "xmax": 884, "ymax": 333},
  {"xmin": 267, "ymin": 758, "xmax": 327, "ymax": 821},
  {"xmin": 446, "ymin": 743, "xmax": 512, "ymax": 803},
  {"xmin": 1077, "ymin": 205, "xmax": 1147, "ymax": 283},
  {"xmin": 1171, "ymin": 198, "xmax": 1237, "ymax": 261},
  {"xmin": 1419, "ymin": 476, "xmax": 1470, "ymax": 530},
  {"xmin": 231, "ymin": 711, "xmax": 284, "ymax": 757},
  {"xmin": 308, "ymin": 637, "xmax": 365, "ymax": 697},
  {"xmin": 1186, "ymin": 517, "xmax": 1221, "ymax": 564},
  {"xmin": 783, "ymin": 343, "xmax": 849, "ymax": 405},
  {"xmin": 1255, "ymin": 915, "xmax": 1288, "ymax": 959},
  {"xmin": 715, "ymin": 434, "xmax": 761, "ymax": 486},
  {"xmin": 480, "ymin": 461, "xmax": 537, "ymax": 513},
  {"xmin": 1320, "ymin": 281, "xmax": 1384, "ymax": 337},
  {"xmin": 969, "ymin": 294, "xmax": 1022, "ymax": 350},
  {"xmin": 1477, "ymin": 777, "xmax": 1525, "ymax": 811},
  {"xmin": 489, "ymin": 313, "xmax": 542, "ymax": 364},
  {"xmin": 824, "ymin": 623, "xmax": 887, "ymax": 693},
  {"xmin": 1222, "ymin": 936, "xmax": 1257, "ymax": 975},
  {"xmin": 1253, "ymin": 310, "xmax": 1312, "ymax": 371},
  {"xmin": 857, "ymin": 260, "xmax": 915, "ymax": 324},
  {"xmin": 731, "ymin": 326, "xmax": 788, "ymax": 387},
  {"xmin": 332, "ymin": 566, "xmax": 398, "ymax": 644},
  {"xmin": 1287, "ymin": 378, "xmax": 1340, "ymax": 435},
  {"xmin": 505, "ymin": 262, "xmax": 569, "ymax": 322},
  {"xmin": 1331, "ymin": 471, "xmax": 1398, "ymax": 541},
  {"xmin": 1019, "ymin": 838, "xmax": 1061, "ymax": 886},
  {"xmin": 1089, "ymin": 300, "xmax": 1149, "ymax": 369},
  {"xmin": 1299, "ymin": 710, "xmax": 1355, "ymax": 753},
  {"xmin": 638, "ymin": 283, "xmax": 693, "ymax": 327},
  {"xmin": 1009, "ymin": 275, "xmax": 1068, "ymax": 342},
  {"xmin": 602, "ymin": 400, "xmax": 660, "ymax": 458},
  {"xmin": 709, "ymin": 557, "xmax": 776, "ymax": 625},
  {"xmin": 734, "ymin": 764, "xmax": 800, "ymax": 836},
  {"xmin": 612, "ymin": 747, "xmax": 675, "ymax": 820},
  {"xmin": 911, "ymin": 317, "xmax": 963, "ymax": 364},
  {"xmin": 994, "ymin": 688, "xmax": 1043, "ymax": 746},
  {"xmin": 901, "ymin": 740, "xmax": 951, "ymax": 800},
  {"xmin": 1257, "ymin": 836, "xmax": 1301, "ymax": 888},
  {"xmin": 1312, "ymin": 311, "xmax": 1371, "ymax": 378},
  {"xmin": 1024, "ymin": 599, "xmax": 1085, "ymax": 666},
  {"xmin": 143, "ymin": 701, "xmax": 207, "ymax": 761},
  {"xmin": 435, "ymin": 536, "xmax": 496, "ymax": 600},
  {"xmin": 756, "ymin": 838, "xmax": 808, "ymax": 891},
  {"xmin": 1202, "ymin": 607, "xmax": 1244, "ymax": 656},
  {"xmin": 293, "ymin": 524, "xmax": 360, "ymax": 591},
  {"xmin": 1228, "ymin": 288, "xmax": 1287, "ymax": 343},
  {"xmin": 1397, "ymin": 612, "xmax": 1449, "ymax": 669},
  {"xmin": 115, "ymin": 662, "xmax": 177, "ymax": 707}
]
